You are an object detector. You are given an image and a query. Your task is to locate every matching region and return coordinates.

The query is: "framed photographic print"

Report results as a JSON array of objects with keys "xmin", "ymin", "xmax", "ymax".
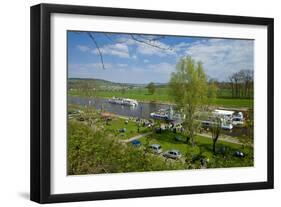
[{"xmin": 30, "ymin": 3, "xmax": 274, "ymax": 203}]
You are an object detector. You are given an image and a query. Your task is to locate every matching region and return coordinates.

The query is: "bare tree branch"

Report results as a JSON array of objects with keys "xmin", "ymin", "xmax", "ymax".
[
  {"xmin": 130, "ymin": 34, "xmax": 173, "ymax": 51},
  {"xmin": 84, "ymin": 32, "xmax": 173, "ymax": 69},
  {"xmin": 104, "ymin": 33, "xmax": 130, "ymax": 44},
  {"xmin": 87, "ymin": 32, "xmax": 105, "ymax": 69},
  {"xmin": 138, "ymin": 34, "xmax": 165, "ymax": 41}
]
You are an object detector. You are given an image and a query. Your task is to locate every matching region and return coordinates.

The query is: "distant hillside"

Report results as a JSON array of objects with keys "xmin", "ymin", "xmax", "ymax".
[
  {"xmin": 68, "ymin": 78, "xmax": 168, "ymax": 90},
  {"xmin": 69, "ymin": 78, "xmax": 124, "ymax": 86}
]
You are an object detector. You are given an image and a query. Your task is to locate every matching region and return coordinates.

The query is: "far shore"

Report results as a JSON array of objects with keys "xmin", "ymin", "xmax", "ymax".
[{"xmin": 68, "ymin": 94, "xmax": 252, "ymax": 111}]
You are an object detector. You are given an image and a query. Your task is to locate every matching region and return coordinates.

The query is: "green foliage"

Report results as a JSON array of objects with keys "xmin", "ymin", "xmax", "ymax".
[
  {"xmin": 169, "ymin": 56, "xmax": 210, "ymax": 144},
  {"xmin": 229, "ymin": 69, "xmax": 254, "ymax": 98},
  {"xmin": 201, "ymin": 151, "xmax": 213, "ymax": 161},
  {"xmin": 68, "ymin": 121, "xmax": 185, "ymax": 175},
  {"xmin": 208, "ymin": 80, "xmax": 218, "ymax": 104},
  {"xmin": 188, "ymin": 146, "xmax": 201, "ymax": 162},
  {"xmin": 139, "ymin": 131, "xmax": 253, "ymax": 169},
  {"xmin": 238, "ymin": 110, "xmax": 254, "ymax": 147},
  {"xmin": 68, "ymin": 105, "xmax": 254, "ymax": 174},
  {"xmin": 146, "ymin": 82, "xmax": 156, "ymax": 95},
  {"xmin": 213, "ymin": 98, "xmax": 253, "ymax": 108},
  {"xmin": 104, "ymin": 117, "xmax": 149, "ymax": 140},
  {"xmin": 121, "ymin": 87, "xmax": 126, "ymax": 94}
]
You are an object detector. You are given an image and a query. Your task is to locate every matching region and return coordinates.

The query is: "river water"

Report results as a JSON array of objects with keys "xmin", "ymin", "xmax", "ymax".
[
  {"xmin": 68, "ymin": 96, "xmax": 171, "ymax": 120},
  {"xmin": 68, "ymin": 96, "xmax": 251, "ymax": 138}
]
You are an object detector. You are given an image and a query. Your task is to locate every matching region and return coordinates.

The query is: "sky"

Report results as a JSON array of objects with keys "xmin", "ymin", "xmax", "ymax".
[{"xmin": 68, "ymin": 31, "xmax": 254, "ymax": 84}]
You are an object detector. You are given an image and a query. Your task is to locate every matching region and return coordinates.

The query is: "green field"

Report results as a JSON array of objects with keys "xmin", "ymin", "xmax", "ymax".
[
  {"xmin": 69, "ymin": 87, "xmax": 253, "ymax": 108},
  {"xmin": 213, "ymin": 98, "xmax": 253, "ymax": 108},
  {"xmin": 217, "ymin": 88, "xmax": 254, "ymax": 99}
]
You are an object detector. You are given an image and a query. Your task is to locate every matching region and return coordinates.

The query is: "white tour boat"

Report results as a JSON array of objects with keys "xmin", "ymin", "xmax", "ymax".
[{"xmin": 108, "ymin": 97, "xmax": 138, "ymax": 106}]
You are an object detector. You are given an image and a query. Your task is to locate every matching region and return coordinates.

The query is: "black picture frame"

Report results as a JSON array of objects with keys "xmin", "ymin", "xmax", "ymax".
[{"xmin": 30, "ymin": 3, "xmax": 274, "ymax": 204}]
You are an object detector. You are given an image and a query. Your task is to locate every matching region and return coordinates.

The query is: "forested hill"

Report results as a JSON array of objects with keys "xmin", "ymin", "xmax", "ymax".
[{"xmin": 68, "ymin": 78, "xmax": 168, "ymax": 90}]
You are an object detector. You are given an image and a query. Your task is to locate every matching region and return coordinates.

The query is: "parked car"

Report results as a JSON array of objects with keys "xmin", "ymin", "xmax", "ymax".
[
  {"xmin": 131, "ymin": 140, "xmax": 141, "ymax": 147},
  {"xmin": 149, "ymin": 144, "xmax": 162, "ymax": 154},
  {"xmin": 119, "ymin": 128, "xmax": 126, "ymax": 133},
  {"xmin": 232, "ymin": 117, "xmax": 244, "ymax": 125},
  {"xmin": 234, "ymin": 151, "xmax": 245, "ymax": 158},
  {"xmin": 155, "ymin": 127, "xmax": 162, "ymax": 134},
  {"xmin": 163, "ymin": 150, "xmax": 181, "ymax": 159},
  {"xmin": 175, "ymin": 136, "xmax": 182, "ymax": 142}
]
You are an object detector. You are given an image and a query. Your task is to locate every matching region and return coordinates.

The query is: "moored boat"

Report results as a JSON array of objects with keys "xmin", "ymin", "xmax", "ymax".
[{"xmin": 108, "ymin": 97, "xmax": 138, "ymax": 106}]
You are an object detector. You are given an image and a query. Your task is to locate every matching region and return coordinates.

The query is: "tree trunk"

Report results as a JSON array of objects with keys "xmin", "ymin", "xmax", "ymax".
[
  {"xmin": 212, "ymin": 140, "xmax": 216, "ymax": 154},
  {"xmin": 190, "ymin": 135, "xmax": 195, "ymax": 146},
  {"xmin": 231, "ymin": 83, "xmax": 234, "ymax": 98},
  {"xmin": 235, "ymin": 81, "xmax": 238, "ymax": 98}
]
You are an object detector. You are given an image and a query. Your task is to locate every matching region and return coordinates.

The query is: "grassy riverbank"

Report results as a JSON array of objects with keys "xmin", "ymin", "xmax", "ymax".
[{"xmin": 68, "ymin": 87, "xmax": 253, "ymax": 108}]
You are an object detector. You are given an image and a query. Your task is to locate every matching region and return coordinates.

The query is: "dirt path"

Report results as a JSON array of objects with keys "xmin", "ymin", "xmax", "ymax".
[
  {"xmin": 198, "ymin": 132, "xmax": 243, "ymax": 145},
  {"xmin": 122, "ymin": 131, "xmax": 246, "ymax": 146},
  {"xmin": 122, "ymin": 132, "xmax": 153, "ymax": 143}
]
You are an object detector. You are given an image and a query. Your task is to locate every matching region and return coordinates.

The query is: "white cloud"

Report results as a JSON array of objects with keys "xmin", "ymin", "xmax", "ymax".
[
  {"xmin": 116, "ymin": 63, "xmax": 128, "ymax": 67},
  {"xmin": 136, "ymin": 41, "xmax": 175, "ymax": 57},
  {"xmin": 119, "ymin": 36, "xmax": 175, "ymax": 57},
  {"xmin": 174, "ymin": 42, "xmax": 191, "ymax": 52},
  {"xmin": 143, "ymin": 59, "xmax": 149, "ymax": 63},
  {"xmin": 69, "ymin": 62, "xmax": 113, "ymax": 72},
  {"xmin": 69, "ymin": 61, "xmax": 176, "ymax": 84},
  {"xmin": 72, "ymin": 35, "xmax": 253, "ymax": 82},
  {"xmin": 77, "ymin": 43, "xmax": 130, "ymax": 58},
  {"xmin": 92, "ymin": 43, "xmax": 130, "ymax": 58},
  {"xmin": 77, "ymin": 45, "xmax": 91, "ymax": 52},
  {"xmin": 179, "ymin": 39, "xmax": 254, "ymax": 81},
  {"xmin": 147, "ymin": 62, "xmax": 174, "ymax": 75}
]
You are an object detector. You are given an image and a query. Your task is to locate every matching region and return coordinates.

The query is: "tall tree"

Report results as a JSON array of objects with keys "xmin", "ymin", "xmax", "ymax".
[
  {"xmin": 229, "ymin": 76, "xmax": 235, "ymax": 98},
  {"xmin": 229, "ymin": 69, "xmax": 253, "ymax": 98},
  {"xmin": 169, "ymin": 56, "xmax": 210, "ymax": 146},
  {"xmin": 147, "ymin": 82, "xmax": 156, "ymax": 95},
  {"xmin": 232, "ymin": 72, "xmax": 240, "ymax": 97},
  {"xmin": 241, "ymin": 69, "xmax": 254, "ymax": 98},
  {"xmin": 121, "ymin": 87, "xmax": 126, "ymax": 95}
]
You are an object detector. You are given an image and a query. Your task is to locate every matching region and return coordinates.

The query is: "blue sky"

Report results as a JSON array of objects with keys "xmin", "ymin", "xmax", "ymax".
[{"xmin": 68, "ymin": 31, "xmax": 254, "ymax": 84}]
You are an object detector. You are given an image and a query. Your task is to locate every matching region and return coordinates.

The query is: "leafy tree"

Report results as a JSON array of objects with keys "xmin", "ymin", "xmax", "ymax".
[
  {"xmin": 208, "ymin": 79, "xmax": 218, "ymax": 104},
  {"xmin": 121, "ymin": 87, "xmax": 126, "ymax": 95},
  {"xmin": 169, "ymin": 56, "xmax": 209, "ymax": 145},
  {"xmin": 238, "ymin": 109, "xmax": 254, "ymax": 148},
  {"xmin": 146, "ymin": 82, "xmax": 156, "ymax": 95}
]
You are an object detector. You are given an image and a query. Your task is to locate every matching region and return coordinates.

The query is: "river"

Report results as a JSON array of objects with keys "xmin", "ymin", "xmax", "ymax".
[
  {"xmin": 68, "ymin": 96, "xmax": 171, "ymax": 120},
  {"xmin": 68, "ymin": 96, "xmax": 251, "ymax": 138}
]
